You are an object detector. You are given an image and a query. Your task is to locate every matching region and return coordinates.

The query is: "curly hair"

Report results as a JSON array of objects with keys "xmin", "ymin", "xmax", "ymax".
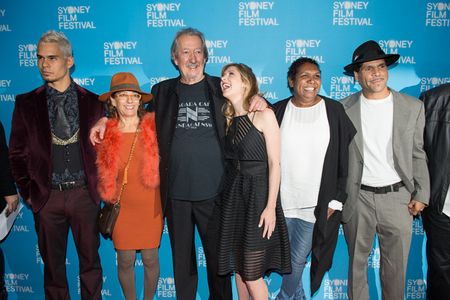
[{"xmin": 287, "ymin": 57, "xmax": 321, "ymax": 93}]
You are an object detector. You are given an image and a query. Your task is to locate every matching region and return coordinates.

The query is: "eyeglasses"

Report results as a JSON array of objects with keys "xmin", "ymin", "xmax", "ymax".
[{"xmin": 115, "ymin": 92, "xmax": 141, "ymax": 101}]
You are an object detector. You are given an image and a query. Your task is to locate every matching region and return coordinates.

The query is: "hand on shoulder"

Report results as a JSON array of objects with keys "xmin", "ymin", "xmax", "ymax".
[{"xmin": 251, "ymin": 108, "xmax": 278, "ymax": 133}]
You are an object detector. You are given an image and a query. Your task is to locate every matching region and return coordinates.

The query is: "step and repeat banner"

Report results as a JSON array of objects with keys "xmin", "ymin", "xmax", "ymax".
[{"xmin": 0, "ymin": 1, "xmax": 449, "ymax": 299}]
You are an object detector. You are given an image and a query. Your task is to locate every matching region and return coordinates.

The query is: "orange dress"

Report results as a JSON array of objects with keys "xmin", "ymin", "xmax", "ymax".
[{"xmin": 112, "ymin": 133, "xmax": 163, "ymax": 250}]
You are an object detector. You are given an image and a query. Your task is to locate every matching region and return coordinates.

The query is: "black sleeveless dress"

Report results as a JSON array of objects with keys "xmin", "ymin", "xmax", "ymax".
[{"xmin": 217, "ymin": 115, "xmax": 291, "ymax": 281}]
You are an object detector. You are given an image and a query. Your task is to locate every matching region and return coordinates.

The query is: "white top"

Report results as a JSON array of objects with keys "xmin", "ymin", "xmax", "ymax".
[
  {"xmin": 443, "ymin": 184, "xmax": 450, "ymax": 217},
  {"xmin": 280, "ymin": 99, "xmax": 331, "ymax": 223},
  {"xmin": 360, "ymin": 93, "xmax": 401, "ymax": 186}
]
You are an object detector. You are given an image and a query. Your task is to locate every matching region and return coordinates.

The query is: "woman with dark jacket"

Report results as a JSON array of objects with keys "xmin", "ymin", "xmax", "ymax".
[{"xmin": 275, "ymin": 58, "xmax": 356, "ymax": 299}]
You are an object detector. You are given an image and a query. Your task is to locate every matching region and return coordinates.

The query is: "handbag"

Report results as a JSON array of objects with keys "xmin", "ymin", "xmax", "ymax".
[
  {"xmin": 98, "ymin": 202, "xmax": 121, "ymax": 236},
  {"xmin": 98, "ymin": 128, "xmax": 139, "ymax": 237}
]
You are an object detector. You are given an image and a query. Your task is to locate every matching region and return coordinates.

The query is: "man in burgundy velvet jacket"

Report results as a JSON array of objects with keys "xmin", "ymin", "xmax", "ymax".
[{"xmin": 8, "ymin": 30, "xmax": 103, "ymax": 299}]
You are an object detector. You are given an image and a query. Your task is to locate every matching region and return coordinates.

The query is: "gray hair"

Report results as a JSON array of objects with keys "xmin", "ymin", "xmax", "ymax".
[
  {"xmin": 38, "ymin": 30, "xmax": 73, "ymax": 58},
  {"xmin": 170, "ymin": 27, "xmax": 208, "ymax": 61}
]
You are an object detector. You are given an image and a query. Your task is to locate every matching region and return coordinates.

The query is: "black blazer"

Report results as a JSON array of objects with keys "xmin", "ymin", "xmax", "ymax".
[
  {"xmin": 0, "ymin": 121, "xmax": 16, "ymax": 212},
  {"xmin": 150, "ymin": 74, "xmax": 226, "ymax": 213}
]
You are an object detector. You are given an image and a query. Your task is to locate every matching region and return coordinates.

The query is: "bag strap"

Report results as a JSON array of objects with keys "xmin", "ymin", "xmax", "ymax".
[{"xmin": 115, "ymin": 128, "xmax": 139, "ymax": 204}]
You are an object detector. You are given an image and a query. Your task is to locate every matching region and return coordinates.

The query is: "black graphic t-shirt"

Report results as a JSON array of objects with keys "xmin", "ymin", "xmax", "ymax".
[{"xmin": 169, "ymin": 79, "xmax": 224, "ymax": 201}]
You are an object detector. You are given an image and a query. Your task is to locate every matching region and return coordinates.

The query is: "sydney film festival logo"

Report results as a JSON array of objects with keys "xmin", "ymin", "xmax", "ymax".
[
  {"xmin": 332, "ymin": 1, "xmax": 373, "ymax": 26},
  {"xmin": 406, "ymin": 279, "xmax": 426, "ymax": 299},
  {"xmin": 57, "ymin": 6, "xmax": 96, "ymax": 30},
  {"xmin": 420, "ymin": 76, "xmax": 450, "ymax": 92},
  {"xmin": 425, "ymin": 2, "xmax": 450, "ymax": 27},
  {"xmin": 10, "ymin": 213, "xmax": 29, "ymax": 232},
  {"xmin": 149, "ymin": 77, "xmax": 170, "ymax": 89},
  {"xmin": 412, "ymin": 218, "xmax": 425, "ymax": 236},
  {"xmin": 146, "ymin": 3, "xmax": 186, "ymax": 27},
  {"xmin": 18, "ymin": 43, "xmax": 37, "ymax": 67},
  {"xmin": 103, "ymin": 41, "xmax": 143, "ymax": 65},
  {"xmin": 4, "ymin": 273, "xmax": 34, "ymax": 294},
  {"xmin": 0, "ymin": 79, "xmax": 14, "ymax": 102},
  {"xmin": 367, "ymin": 247, "xmax": 380, "ymax": 269},
  {"xmin": 73, "ymin": 77, "xmax": 96, "ymax": 87},
  {"xmin": 379, "ymin": 39, "xmax": 416, "ymax": 64},
  {"xmin": 238, "ymin": 1, "xmax": 279, "ymax": 26},
  {"xmin": 285, "ymin": 39, "xmax": 325, "ymax": 64},
  {"xmin": 323, "ymin": 279, "xmax": 348, "ymax": 299},
  {"xmin": 197, "ymin": 247, "xmax": 207, "ymax": 268},
  {"xmin": 0, "ymin": 8, "xmax": 11, "ymax": 31},
  {"xmin": 206, "ymin": 39, "xmax": 231, "ymax": 64},
  {"xmin": 157, "ymin": 277, "xmax": 176, "ymax": 298},
  {"xmin": 257, "ymin": 75, "xmax": 278, "ymax": 101},
  {"xmin": 329, "ymin": 76, "xmax": 360, "ymax": 100}
]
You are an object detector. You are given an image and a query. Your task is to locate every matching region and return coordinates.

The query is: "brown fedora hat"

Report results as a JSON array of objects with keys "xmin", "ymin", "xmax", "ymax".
[
  {"xmin": 344, "ymin": 40, "xmax": 400, "ymax": 73},
  {"xmin": 98, "ymin": 72, "xmax": 153, "ymax": 103}
]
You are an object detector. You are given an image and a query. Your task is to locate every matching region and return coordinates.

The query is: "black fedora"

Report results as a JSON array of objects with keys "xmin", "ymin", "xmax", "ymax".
[{"xmin": 344, "ymin": 40, "xmax": 400, "ymax": 73}]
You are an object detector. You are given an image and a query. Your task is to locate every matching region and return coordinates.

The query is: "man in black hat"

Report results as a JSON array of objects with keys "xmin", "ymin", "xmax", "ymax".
[
  {"xmin": 340, "ymin": 40, "xmax": 430, "ymax": 300},
  {"xmin": 420, "ymin": 83, "xmax": 450, "ymax": 299}
]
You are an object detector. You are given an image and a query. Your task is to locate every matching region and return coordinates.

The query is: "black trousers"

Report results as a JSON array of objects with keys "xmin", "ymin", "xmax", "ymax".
[
  {"xmin": 422, "ymin": 208, "xmax": 450, "ymax": 299},
  {"xmin": 166, "ymin": 196, "xmax": 232, "ymax": 300},
  {"xmin": 34, "ymin": 186, "xmax": 102, "ymax": 300}
]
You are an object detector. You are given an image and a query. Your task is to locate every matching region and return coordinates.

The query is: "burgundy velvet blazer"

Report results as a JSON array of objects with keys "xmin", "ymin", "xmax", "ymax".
[{"xmin": 9, "ymin": 83, "xmax": 104, "ymax": 213}]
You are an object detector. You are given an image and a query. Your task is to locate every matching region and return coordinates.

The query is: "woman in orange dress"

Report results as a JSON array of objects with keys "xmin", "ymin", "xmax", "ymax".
[{"xmin": 95, "ymin": 72, "xmax": 162, "ymax": 300}]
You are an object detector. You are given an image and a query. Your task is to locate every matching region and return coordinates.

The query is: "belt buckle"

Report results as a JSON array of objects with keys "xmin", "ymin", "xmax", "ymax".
[
  {"xmin": 60, "ymin": 181, "xmax": 76, "ymax": 191},
  {"xmin": 67, "ymin": 181, "xmax": 76, "ymax": 190},
  {"xmin": 374, "ymin": 187, "xmax": 384, "ymax": 194},
  {"xmin": 375, "ymin": 185, "xmax": 390, "ymax": 194},
  {"xmin": 393, "ymin": 183, "xmax": 400, "ymax": 192}
]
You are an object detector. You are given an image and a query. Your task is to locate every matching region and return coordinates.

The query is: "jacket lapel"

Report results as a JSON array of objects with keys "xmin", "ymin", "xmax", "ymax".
[
  {"xmin": 77, "ymin": 86, "xmax": 88, "ymax": 142},
  {"xmin": 391, "ymin": 90, "xmax": 410, "ymax": 162},
  {"xmin": 345, "ymin": 93, "xmax": 364, "ymax": 159},
  {"xmin": 34, "ymin": 86, "xmax": 52, "ymax": 153}
]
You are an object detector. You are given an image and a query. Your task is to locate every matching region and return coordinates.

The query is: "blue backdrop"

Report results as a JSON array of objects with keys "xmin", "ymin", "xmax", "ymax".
[{"xmin": 0, "ymin": 1, "xmax": 449, "ymax": 299}]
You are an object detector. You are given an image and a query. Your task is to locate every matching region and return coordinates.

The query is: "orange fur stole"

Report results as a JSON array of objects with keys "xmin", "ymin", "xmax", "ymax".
[{"xmin": 96, "ymin": 113, "xmax": 159, "ymax": 203}]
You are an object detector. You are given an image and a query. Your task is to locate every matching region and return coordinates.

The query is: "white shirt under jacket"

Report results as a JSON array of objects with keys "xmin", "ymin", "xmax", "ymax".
[
  {"xmin": 280, "ymin": 99, "xmax": 334, "ymax": 223},
  {"xmin": 360, "ymin": 92, "xmax": 402, "ymax": 187}
]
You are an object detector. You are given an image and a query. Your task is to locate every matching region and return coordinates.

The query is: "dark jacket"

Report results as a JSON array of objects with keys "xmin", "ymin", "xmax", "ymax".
[
  {"xmin": 0, "ymin": 121, "xmax": 17, "ymax": 212},
  {"xmin": 421, "ymin": 83, "xmax": 450, "ymax": 214},
  {"xmin": 274, "ymin": 96, "xmax": 356, "ymax": 295},
  {"xmin": 150, "ymin": 74, "xmax": 226, "ymax": 213},
  {"xmin": 9, "ymin": 83, "xmax": 104, "ymax": 213}
]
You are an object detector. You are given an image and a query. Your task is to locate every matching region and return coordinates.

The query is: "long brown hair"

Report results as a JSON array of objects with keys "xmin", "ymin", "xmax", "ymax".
[{"xmin": 221, "ymin": 63, "xmax": 259, "ymax": 132}]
